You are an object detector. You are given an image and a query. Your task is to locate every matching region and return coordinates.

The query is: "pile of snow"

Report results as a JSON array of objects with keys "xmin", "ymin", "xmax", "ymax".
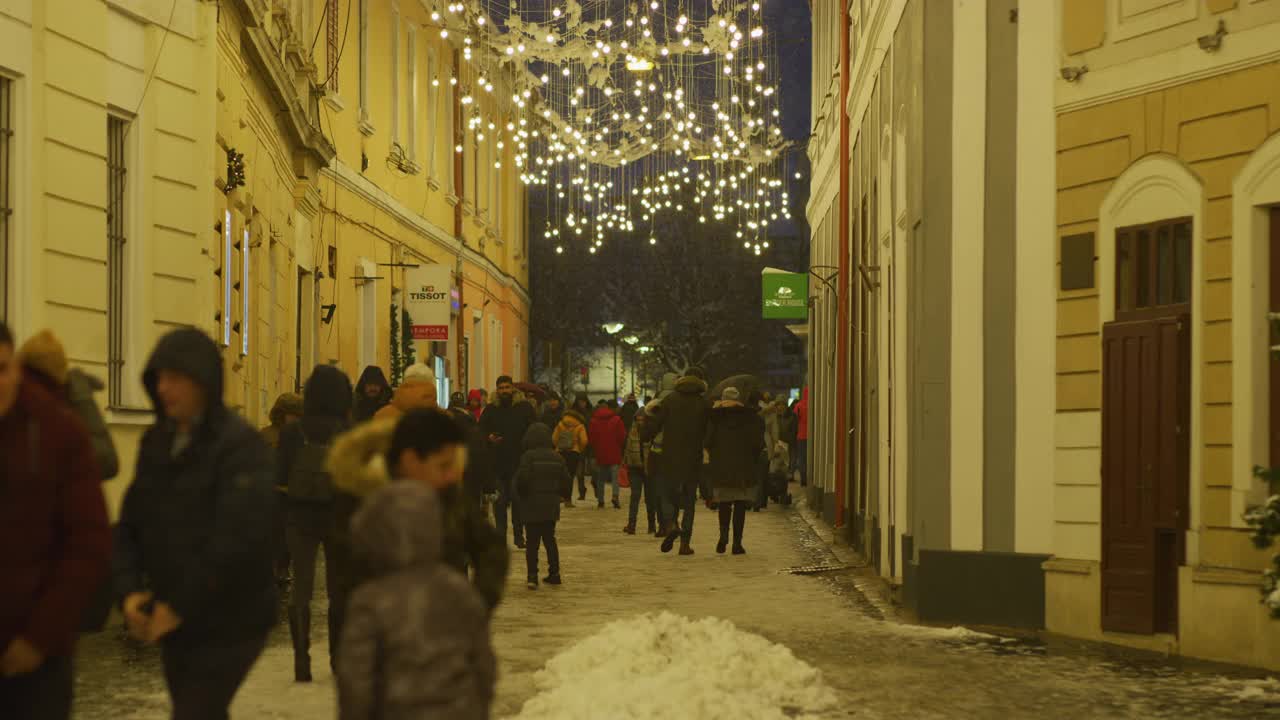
[{"xmin": 508, "ymin": 612, "xmax": 838, "ymax": 720}]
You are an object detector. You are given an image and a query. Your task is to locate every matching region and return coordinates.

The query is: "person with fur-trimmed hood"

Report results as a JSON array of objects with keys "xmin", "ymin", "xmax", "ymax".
[
  {"xmin": 325, "ymin": 411, "xmax": 508, "ymax": 633},
  {"xmin": 642, "ymin": 368, "xmax": 712, "ymax": 556},
  {"xmin": 705, "ymin": 387, "xmax": 766, "ymax": 555},
  {"xmin": 479, "ymin": 376, "xmax": 535, "ymax": 548}
]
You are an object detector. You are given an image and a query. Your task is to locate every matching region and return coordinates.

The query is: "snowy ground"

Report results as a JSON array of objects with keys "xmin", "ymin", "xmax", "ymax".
[{"xmin": 73, "ymin": 481, "xmax": 1280, "ymax": 719}]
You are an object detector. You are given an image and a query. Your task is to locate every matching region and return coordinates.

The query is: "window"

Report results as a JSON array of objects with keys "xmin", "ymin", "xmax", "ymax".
[
  {"xmin": 242, "ymin": 226, "xmax": 251, "ymax": 357},
  {"xmin": 107, "ymin": 116, "xmax": 128, "ymax": 406},
  {"xmin": 427, "ymin": 48, "xmax": 438, "ymax": 180},
  {"xmin": 407, "ymin": 25, "xmax": 417, "ymax": 161},
  {"xmin": 326, "ymin": 0, "xmax": 339, "ymax": 93},
  {"xmin": 358, "ymin": 0, "xmax": 369, "ymax": 116},
  {"xmin": 390, "ymin": 5, "xmax": 400, "ymax": 145},
  {"xmin": 1115, "ymin": 218, "xmax": 1192, "ymax": 319},
  {"xmin": 0, "ymin": 76, "xmax": 11, "ymax": 323},
  {"xmin": 222, "ymin": 210, "xmax": 233, "ymax": 346}
]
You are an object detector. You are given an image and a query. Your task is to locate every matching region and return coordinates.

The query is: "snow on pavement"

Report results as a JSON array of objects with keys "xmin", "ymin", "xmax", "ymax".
[{"xmin": 509, "ymin": 612, "xmax": 837, "ymax": 720}]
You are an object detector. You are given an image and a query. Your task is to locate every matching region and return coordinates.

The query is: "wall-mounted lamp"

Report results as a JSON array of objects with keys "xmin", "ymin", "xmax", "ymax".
[
  {"xmin": 1060, "ymin": 65, "xmax": 1088, "ymax": 83},
  {"xmin": 1198, "ymin": 19, "xmax": 1227, "ymax": 53},
  {"xmin": 321, "ymin": 303, "xmax": 337, "ymax": 324}
]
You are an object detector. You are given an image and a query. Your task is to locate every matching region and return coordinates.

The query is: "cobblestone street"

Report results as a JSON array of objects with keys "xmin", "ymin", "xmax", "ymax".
[{"xmin": 73, "ymin": 483, "xmax": 1280, "ymax": 719}]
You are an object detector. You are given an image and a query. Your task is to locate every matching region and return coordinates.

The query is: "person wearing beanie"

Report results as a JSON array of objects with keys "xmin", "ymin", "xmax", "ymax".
[
  {"xmin": 539, "ymin": 391, "xmax": 565, "ymax": 429},
  {"xmin": 18, "ymin": 329, "xmax": 119, "ymax": 480},
  {"xmin": 373, "ymin": 364, "xmax": 437, "ymax": 422},
  {"xmin": 261, "ymin": 393, "xmax": 304, "ymax": 450},
  {"xmin": 705, "ymin": 387, "xmax": 765, "ymax": 555}
]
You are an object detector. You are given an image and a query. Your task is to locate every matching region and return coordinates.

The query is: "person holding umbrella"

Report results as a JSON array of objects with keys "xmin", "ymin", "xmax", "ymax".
[{"xmin": 704, "ymin": 387, "xmax": 766, "ymax": 555}]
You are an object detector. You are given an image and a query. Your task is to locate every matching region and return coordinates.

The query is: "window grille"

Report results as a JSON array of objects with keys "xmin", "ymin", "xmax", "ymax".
[
  {"xmin": 107, "ymin": 116, "xmax": 128, "ymax": 407},
  {"xmin": 327, "ymin": 0, "xmax": 340, "ymax": 93}
]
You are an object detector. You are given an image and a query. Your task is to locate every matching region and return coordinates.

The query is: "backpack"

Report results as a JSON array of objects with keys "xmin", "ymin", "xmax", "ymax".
[
  {"xmin": 288, "ymin": 430, "xmax": 334, "ymax": 502},
  {"xmin": 556, "ymin": 423, "xmax": 576, "ymax": 452}
]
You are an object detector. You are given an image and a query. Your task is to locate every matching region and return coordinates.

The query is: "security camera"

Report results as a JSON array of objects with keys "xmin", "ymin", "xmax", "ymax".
[{"xmin": 1060, "ymin": 65, "xmax": 1088, "ymax": 83}]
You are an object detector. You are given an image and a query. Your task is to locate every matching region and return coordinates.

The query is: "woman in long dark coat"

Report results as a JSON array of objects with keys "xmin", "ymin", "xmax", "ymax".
[{"xmin": 704, "ymin": 386, "xmax": 765, "ymax": 555}]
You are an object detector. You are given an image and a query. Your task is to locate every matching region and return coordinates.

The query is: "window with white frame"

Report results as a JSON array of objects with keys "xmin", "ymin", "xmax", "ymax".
[
  {"xmin": 222, "ymin": 209, "xmax": 233, "ymax": 347},
  {"xmin": 427, "ymin": 48, "xmax": 438, "ymax": 180},
  {"xmin": 407, "ymin": 25, "xmax": 418, "ymax": 162},
  {"xmin": 107, "ymin": 115, "xmax": 129, "ymax": 406},
  {"xmin": 390, "ymin": 5, "xmax": 400, "ymax": 145},
  {"xmin": 0, "ymin": 76, "xmax": 11, "ymax": 323}
]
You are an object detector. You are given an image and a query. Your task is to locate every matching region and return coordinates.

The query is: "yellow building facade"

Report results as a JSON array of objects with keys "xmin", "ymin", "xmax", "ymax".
[
  {"xmin": 1048, "ymin": 0, "xmax": 1280, "ymax": 669},
  {"xmin": 0, "ymin": 0, "xmax": 529, "ymax": 515}
]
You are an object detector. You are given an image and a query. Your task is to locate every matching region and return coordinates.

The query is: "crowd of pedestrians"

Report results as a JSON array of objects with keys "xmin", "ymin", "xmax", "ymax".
[{"xmin": 0, "ymin": 318, "xmax": 806, "ymax": 720}]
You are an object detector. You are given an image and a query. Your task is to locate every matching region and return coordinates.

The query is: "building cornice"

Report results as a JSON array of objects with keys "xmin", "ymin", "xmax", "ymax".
[{"xmin": 321, "ymin": 162, "xmax": 530, "ymax": 306}]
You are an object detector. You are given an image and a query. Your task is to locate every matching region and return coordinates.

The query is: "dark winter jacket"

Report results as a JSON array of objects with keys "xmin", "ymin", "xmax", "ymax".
[
  {"xmin": 113, "ymin": 328, "xmax": 278, "ymax": 644},
  {"xmin": 619, "ymin": 400, "xmax": 640, "ymax": 433},
  {"xmin": 261, "ymin": 392, "xmax": 304, "ymax": 450},
  {"xmin": 704, "ymin": 401, "xmax": 767, "ymax": 494},
  {"xmin": 449, "ymin": 405, "xmax": 497, "ymax": 500},
  {"xmin": 327, "ymin": 418, "xmax": 509, "ymax": 611},
  {"xmin": 352, "ymin": 365, "xmax": 392, "ymax": 423},
  {"xmin": 644, "ymin": 375, "xmax": 711, "ymax": 490},
  {"xmin": 623, "ymin": 414, "xmax": 650, "ymax": 469},
  {"xmin": 479, "ymin": 395, "xmax": 535, "ymax": 480},
  {"xmin": 0, "ymin": 378, "xmax": 110, "ymax": 659},
  {"xmin": 538, "ymin": 398, "xmax": 565, "ymax": 430},
  {"xmin": 278, "ymin": 365, "xmax": 352, "ymax": 506},
  {"xmin": 588, "ymin": 406, "xmax": 627, "ymax": 467},
  {"xmin": 513, "ymin": 424, "xmax": 571, "ymax": 525},
  {"xmin": 338, "ymin": 482, "xmax": 495, "ymax": 720}
]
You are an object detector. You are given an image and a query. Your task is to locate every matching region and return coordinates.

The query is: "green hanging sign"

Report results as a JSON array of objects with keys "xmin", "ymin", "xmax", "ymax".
[{"xmin": 762, "ymin": 271, "xmax": 808, "ymax": 320}]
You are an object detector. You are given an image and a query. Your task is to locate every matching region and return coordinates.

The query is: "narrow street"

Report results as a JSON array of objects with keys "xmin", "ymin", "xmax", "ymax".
[{"xmin": 73, "ymin": 482, "xmax": 1280, "ymax": 719}]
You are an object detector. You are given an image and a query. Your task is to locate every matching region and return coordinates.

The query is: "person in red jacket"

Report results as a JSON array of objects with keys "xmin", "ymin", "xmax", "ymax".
[
  {"xmin": 793, "ymin": 387, "xmax": 809, "ymax": 488},
  {"xmin": 0, "ymin": 322, "xmax": 111, "ymax": 719},
  {"xmin": 588, "ymin": 400, "xmax": 627, "ymax": 509}
]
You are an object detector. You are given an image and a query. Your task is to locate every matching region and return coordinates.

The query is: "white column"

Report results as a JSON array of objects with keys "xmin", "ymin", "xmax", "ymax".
[
  {"xmin": 950, "ymin": 0, "xmax": 986, "ymax": 552},
  {"xmin": 1014, "ymin": 0, "xmax": 1057, "ymax": 554}
]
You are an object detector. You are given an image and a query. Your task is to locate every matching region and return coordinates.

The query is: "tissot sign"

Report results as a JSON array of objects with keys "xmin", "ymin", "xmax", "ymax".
[
  {"xmin": 762, "ymin": 270, "xmax": 808, "ymax": 320},
  {"xmin": 405, "ymin": 264, "xmax": 453, "ymax": 340}
]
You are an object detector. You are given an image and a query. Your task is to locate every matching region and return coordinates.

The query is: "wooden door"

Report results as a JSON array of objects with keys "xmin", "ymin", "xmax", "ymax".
[
  {"xmin": 1271, "ymin": 207, "xmax": 1280, "ymax": 470},
  {"xmin": 1101, "ymin": 315, "xmax": 1189, "ymax": 635}
]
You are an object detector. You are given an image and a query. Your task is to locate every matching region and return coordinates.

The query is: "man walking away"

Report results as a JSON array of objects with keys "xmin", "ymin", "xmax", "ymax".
[
  {"xmin": 0, "ymin": 322, "xmax": 111, "ymax": 720},
  {"xmin": 644, "ymin": 368, "xmax": 711, "ymax": 556},
  {"xmin": 514, "ymin": 423, "xmax": 572, "ymax": 589},
  {"xmin": 278, "ymin": 365, "xmax": 352, "ymax": 682},
  {"xmin": 588, "ymin": 400, "xmax": 626, "ymax": 509},
  {"xmin": 113, "ymin": 328, "xmax": 277, "ymax": 720},
  {"xmin": 261, "ymin": 392, "xmax": 303, "ymax": 585},
  {"xmin": 480, "ymin": 376, "xmax": 535, "ymax": 548},
  {"xmin": 623, "ymin": 411, "xmax": 657, "ymax": 536},
  {"xmin": 352, "ymin": 366, "xmax": 392, "ymax": 423}
]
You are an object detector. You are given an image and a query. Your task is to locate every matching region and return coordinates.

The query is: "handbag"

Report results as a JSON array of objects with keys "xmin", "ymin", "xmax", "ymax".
[{"xmin": 618, "ymin": 464, "xmax": 631, "ymax": 488}]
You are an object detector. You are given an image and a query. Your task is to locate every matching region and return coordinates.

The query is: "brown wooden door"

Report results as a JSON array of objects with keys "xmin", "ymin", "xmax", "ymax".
[{"xmin": 1101, "ymin": 315, "xmax": 1189, "ymax": 635}]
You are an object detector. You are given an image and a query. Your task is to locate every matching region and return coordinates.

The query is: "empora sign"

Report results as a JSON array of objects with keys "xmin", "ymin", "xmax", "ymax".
[{"xmin": 405, "ymin": 264, "xmax": 453, "ymax": 340}]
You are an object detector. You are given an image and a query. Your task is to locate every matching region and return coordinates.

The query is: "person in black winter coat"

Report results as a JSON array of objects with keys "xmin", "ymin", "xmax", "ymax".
[
  {"xmin": 704, "ymin": 387, "xmax": 766, "ymax": 555},
  {"xmin": 448, "ymin": 394, "xmax": 497, "ymax": 508},
  {"xmin": 479, "ymin": 376, "xmax": 535, "ymax": 548},
  {"xmin": 113, "ymin": 328, "xmax": 276, "ymax": 719},
  {"xmin": 277, "ymin": 364, "xmax": 352, "ymax": 682},
  {"xmin": 513, "ymin": 423, "xmax": 571, "ymax": 589},
  {"xmin": 643, "ymin": 368, "xmax": 712, "ymax": 556},
  {"xmin": 352, "ymin": 366, "xmax": 391, "ymax": 423}
]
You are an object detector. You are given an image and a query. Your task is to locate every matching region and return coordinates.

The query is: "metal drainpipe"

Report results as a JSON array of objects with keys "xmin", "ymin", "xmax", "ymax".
[
  {"xmin": 453, "ymin": 48, "xmax": 466, "ymax": 388},
  {"xmin": 833, "ymin": 3, "xmax": 852, "ymax": 530}
]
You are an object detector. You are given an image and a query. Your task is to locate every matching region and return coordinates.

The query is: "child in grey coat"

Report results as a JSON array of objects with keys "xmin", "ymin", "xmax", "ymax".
[{"xmin": 337, "ymin": 481, "xmax": 496, "ymax": 720}]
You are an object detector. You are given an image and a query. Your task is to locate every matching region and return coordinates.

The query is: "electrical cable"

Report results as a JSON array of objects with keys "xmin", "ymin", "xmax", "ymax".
[{"xmin": 124, "ymin": 0, "xmax": 179, "ymax": 138}]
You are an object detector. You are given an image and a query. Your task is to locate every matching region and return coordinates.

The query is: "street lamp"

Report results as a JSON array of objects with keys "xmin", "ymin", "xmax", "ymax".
[{"xmin": 603, "ymin": 323, "xmax": 625, "ymax": 398}]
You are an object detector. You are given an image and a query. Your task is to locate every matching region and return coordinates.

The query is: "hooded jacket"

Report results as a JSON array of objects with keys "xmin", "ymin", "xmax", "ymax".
[
  {"xmin": 588, "ymin": 405, "xmax": 627, "ymax": 467},
  {"xmin": 0, "ymin": 376, "xmax": 110, "ymax": 659},
  {"xmin": 479, "ymin": 393, "xmax": 535, "ymax": 479},
  {"xmin": 19, "ymin": 329, "xmax": 119, "ymax": 480},
  {"xmin": 113, "ymin": 328, "xmax": 277, "ymax": 643},
  {"xmin": 261, "ymin": 393, "xmax": 304, "ymax": 450},
  {"xmin": 552, "ymin": 409, "xmax": 589, "ymax": 454},
  {"xmin": 619, "ymin": 399, "xmax": 640, "ymax": 433},
  {"xmin": 623, "ymin": 413, "xmax": 650, "ymax": 469},
  {"xmin": 644, "ymin": 375, "xmax": 711, "ymax": 487},
  {"xmin": 326, "ymin": 419, "xmax": 509, "ymax": 611},
  {"xmin": 278, "ymin": 365, "xmax": 353, "ymax": 500},
  {"xmin": 538, "ymin": 395, "xmax": 565, "ymax": 429},
  {"xmin": 704, "ymin": 400, "xmax": 767, "ymax": 494},
  {"xmin": 513, "ymin": 423, "xmax": 571, "ymax": 525},
  {"xmin": 353, "ymin": 366, "xmax": 392, "ymax": 423},
  {"xmin": 467, "ymin": 389, "xmax": 485, "ymax": 422},
  {"xmin": 338, "ymin": 482, "xmax": 495, "ymax": 720},
  {"xmin": 448, "ymin": 405, "xmax": 497, "ymax": 499}
]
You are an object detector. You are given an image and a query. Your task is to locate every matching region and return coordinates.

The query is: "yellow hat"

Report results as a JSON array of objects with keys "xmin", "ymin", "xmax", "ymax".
[{"xmin": 18, "ymin": 329, "xmax": 69, "ymax": 385}]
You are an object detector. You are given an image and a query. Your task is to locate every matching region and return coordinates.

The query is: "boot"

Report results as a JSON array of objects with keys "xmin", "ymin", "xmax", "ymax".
[
  {"xmin": 289, "ymin": 607, "xmax": 312, "ymax": 683},
  {"xmin": 716, "ymin": 536, "xmax": 728, "ymax": 554},
  {"xmin": 527, "ymin": 578, "xmax": 538, "ymax": 590},
  {"xmin": 660, "ymin": 528, "xmax": 680, "ymax": 554},
  {"xmin": 623, "ymin": 523, "xmax": 636, "ymax": 535},
  {"xmin": 732, "ymin": 502, "xmax": 747, "ymax": 555},
  {"xmin": 679, "ymin": 539, "xmax": 695, "ymax": 556},
  {"xmin": 612, "ymin": 498, "xmax": 622, "ymax": 509},
  {"xmin": 732, "ymin": 543, "xmax": 747, "ymax": 555},
  {"xmin": 543, "ymin": 574, "xmax": 562, "ymax": 585},
  {"xmin": 647, "ymin": 520, "xmax": 657, "ymax": 535}
]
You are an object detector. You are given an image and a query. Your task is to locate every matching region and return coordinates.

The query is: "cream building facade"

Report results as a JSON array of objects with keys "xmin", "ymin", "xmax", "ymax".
[{"xmin": 0, "ymin": 0, "xmax": 530, "ymax": 515}]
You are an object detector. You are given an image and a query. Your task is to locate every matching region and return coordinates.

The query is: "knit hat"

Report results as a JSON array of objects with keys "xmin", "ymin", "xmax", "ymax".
[
  {"xmin": 18, "ymin": 329, "xmax": 69, "ymax": 385},
  {"xmin": 722, "ymin": 386, "xmax": 741, "ymax": 402},
  {"xmin": 402, "ymin": 363, "xmax": 436, "ymax": 386}
]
